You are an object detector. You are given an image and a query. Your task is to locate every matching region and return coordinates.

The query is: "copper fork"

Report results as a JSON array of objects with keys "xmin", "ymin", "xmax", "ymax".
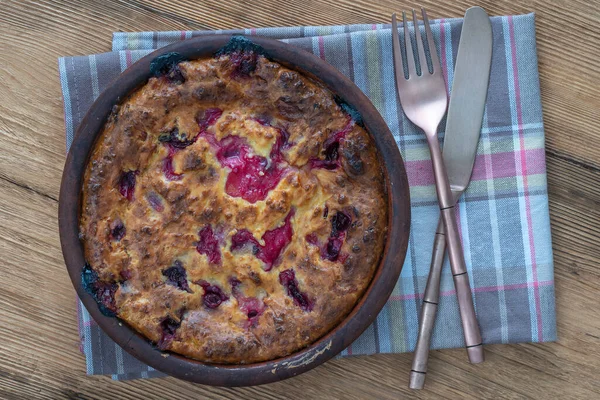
[{"xmin": 391, "ymin": 8, "xmax": 484, "ymax": 385}]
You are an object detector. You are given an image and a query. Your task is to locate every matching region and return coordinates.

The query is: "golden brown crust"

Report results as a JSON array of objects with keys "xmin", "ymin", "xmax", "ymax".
[{"xmin": 80, "ymin": 52, "xmax": 388, "ymax": 364}]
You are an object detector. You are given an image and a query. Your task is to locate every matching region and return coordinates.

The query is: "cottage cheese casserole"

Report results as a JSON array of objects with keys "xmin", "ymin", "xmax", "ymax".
[{"xmin": 79, "ymin": 45, "xmax": 388, "ymax": 364}]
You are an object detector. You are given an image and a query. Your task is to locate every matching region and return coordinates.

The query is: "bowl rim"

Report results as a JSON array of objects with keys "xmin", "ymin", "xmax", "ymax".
[{"xmin": 58, "ymin": 34, "xmax": 411, "ymax": 386}]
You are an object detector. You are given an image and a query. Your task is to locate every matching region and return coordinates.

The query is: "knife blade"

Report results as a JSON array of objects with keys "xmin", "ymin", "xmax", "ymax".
[
  {"xmin": 409, "ymin": 6, "xmax": 492, "ymax": 390},
  {"xmin": 443, "ymin": 6, "xmax": 492, "ymax": 193}
]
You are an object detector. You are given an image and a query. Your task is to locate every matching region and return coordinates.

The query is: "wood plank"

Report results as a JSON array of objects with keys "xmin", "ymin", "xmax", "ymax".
[{"xmin": 0, "ymin": 0, "xmax": 599, "ymax": 398}]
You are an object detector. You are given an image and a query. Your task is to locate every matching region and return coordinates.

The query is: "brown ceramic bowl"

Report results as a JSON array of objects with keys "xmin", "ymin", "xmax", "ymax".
[{"xmin": 58, "ymin": 35, "xmax": 410, "ymax": 386}]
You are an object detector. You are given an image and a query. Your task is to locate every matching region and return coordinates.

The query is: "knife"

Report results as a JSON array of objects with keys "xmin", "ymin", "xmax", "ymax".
[{"xmin": 409, "ymin": 6, "xmax": 493, "ymax": 390}]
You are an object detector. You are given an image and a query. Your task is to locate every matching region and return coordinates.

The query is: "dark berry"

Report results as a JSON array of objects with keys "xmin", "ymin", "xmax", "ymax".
[
  {"xmin": 95, "ymin": 282, "xmax": 118, "ymax": 314},
  {"xmin": 309, "ymin": 158, "xmax": 338, "ymax": 170},
  {"xmin": 158, "ymin": 127, "xmax": 196, "ymax": 149},
  {"xmin": 204, "ymin": 293, "xmax": 222, "ymax": 308},
  {"xmin": 309, "ymin": 120, "xmax": 354, "ymax": 170},
  {"xmin": 197, "ymin": 280, "xmax": 229, "ymax": 309},
  {"xmin": 344, "ymin": 149, "xmax": 365, "ymax": 175},
  {"xmin": 279, "ymin": 269, "xmax": 313, "ymax": 312},
  {"xmin": 165, "ymin": 64, "xmax": 185, "ymax": 84},
  {"xmin": 162, "ymin": 261, "xmax": 192, "ymax": 293},
  {"xmin": 229, "ymin": 50, "xmax": 258, "ymax": 77},
  {"xmin": 306, "ymin": 229, "xmax": 348, "ymax": 263},
  {"xmin": 81, "ymin": 263, "xmax": 117, "ymax": 317},
  {"xmin": 110, "ymin": 219, "xmax": 125, "ymax": 241},
  {"xmin": 252, "ymin": 115, "xmax": 271, "ymax": 126},
  {"xmin": 331, "ymin": 211, "xmax": 351, "ymax": 237},
  {"xmin": 229, "ymin": 277, "xmax": 242, "ymax": 296},
  {"xmin": 120, "ymin": 269, "xmax": 132, "ymax": 281},
  {"xmin": 230, "ymin": 230, "xmax": 259, "ymax": 252},
  {"xmin": 146, "ymin": 192, "xmax": 164, "ymax": 212},
  {"xmin": 305, "ymin": 233, "xmax": 319, "ymax": 246},
  {"xmin": 324, "ymin": 141, "xmax": 339, "ymax": 162},
  {"xmin": 150, "ymin": 52, "xmax": 185, "ymax": 84},
  {"xmin": 323, "ymin": 237, "xmax": 343, "ymax": 261},
  {"xmin": 118, "ymin": 170, "xmax": 138, "ymax": 201},
  {"xmin": 157, "ymin": 316, "xmax": 181, "ymax": 350},
  {"xmin": 278, "ymin": 269, "xmax": 294, "ymax": 286},
  {"xmin": 81, "ymin": 263, "xmax": 98, "ymax": 296}
]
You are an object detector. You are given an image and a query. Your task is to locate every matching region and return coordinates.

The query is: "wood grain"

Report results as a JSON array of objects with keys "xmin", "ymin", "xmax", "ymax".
[{"xmin": 0, "ymin": 0, "xmax": 599, "ymax": 398}]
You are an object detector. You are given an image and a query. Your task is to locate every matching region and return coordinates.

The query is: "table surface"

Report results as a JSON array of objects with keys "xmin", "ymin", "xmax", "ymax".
[{"xmin": 1, "ymin": 0, "xmax": 599, "ymax": 398}]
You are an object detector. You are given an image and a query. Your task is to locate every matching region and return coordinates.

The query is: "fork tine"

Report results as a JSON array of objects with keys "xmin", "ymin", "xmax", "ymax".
[
  {"xmin": 402, "ymin": 11, "xmax": 417, "ymax": 78},
  {"xmin": 412, "ymin": 9, "xmax": 428, "ymax": 75},
  {"xmin": 391, "ymin": 13, "xmax": 405, "ymax": 80},
  {"xmin": 421, "ymin": 8, "xmax": 440, "ymax": 74}
]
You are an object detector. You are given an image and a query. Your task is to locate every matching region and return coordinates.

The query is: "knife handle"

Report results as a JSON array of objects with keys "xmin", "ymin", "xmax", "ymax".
[
  {"xmin": 409, "ymin": 220, "xmax": 445, "ymax": 389},
  {"xmin": 427, "ymin": 136, "xmax": 484, "ymax": 363},
  {"xmin": 441, "ymin": 206, "xmax": 484, "ymax": 362}
]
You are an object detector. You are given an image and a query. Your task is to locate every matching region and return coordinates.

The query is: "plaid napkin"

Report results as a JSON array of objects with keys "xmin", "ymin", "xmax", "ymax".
[{"xmin": 59, "ymin": 13, "xmax": 556, "ymax": 380}]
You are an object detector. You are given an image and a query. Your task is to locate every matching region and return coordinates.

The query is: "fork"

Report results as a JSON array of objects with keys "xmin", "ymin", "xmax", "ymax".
[{"xmin": 391, "ymin": 8, "xmax": 484, "ymax": 385}]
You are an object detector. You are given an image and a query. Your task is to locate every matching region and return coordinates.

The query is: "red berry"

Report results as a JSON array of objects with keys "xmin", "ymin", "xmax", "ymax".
[
  {"xmin": 199, "ymin": 123, "xmax": 289, "ymax": 204},
  {"xmin": 197, "ymin": 108, "xmax": 223, "ymax": 131},
  {"xmin": 162, "ymin": 156, "xmax": 183, "ymax": 181},
  {"xmin": 196, "ymin": 225, "xmax": 222, "ymax": 265},
  {"xmin": 230, "ymin": 210, "xmax": 294, "ymax": 270}
]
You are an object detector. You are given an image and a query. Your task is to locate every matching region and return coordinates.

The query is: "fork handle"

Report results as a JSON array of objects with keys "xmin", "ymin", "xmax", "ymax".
[
  {"xmin": 409, "ymin": 300, "xmax": 438, "ymax": 389},
  {"xmin": 427, "ymin": 135, "xmax": 484, "ymax": 362},
  {"xmin": 411, "ymin": 191, "xmax": 467, "ymax": 389},
  {"xmin": 409, "ymin": 222, "xmax": 445, "ymax": 389}
]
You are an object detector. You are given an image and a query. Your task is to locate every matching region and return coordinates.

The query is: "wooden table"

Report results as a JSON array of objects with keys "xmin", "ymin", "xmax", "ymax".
[{"xmin": 1, "ymin": 0, "xmax": 599, "ymax": 398}]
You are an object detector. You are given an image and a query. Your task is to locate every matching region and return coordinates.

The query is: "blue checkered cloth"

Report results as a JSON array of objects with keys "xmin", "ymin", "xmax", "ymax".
[{"xmin": 59, "ymin": 13, "xmax": 555, "ymax": 380}]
